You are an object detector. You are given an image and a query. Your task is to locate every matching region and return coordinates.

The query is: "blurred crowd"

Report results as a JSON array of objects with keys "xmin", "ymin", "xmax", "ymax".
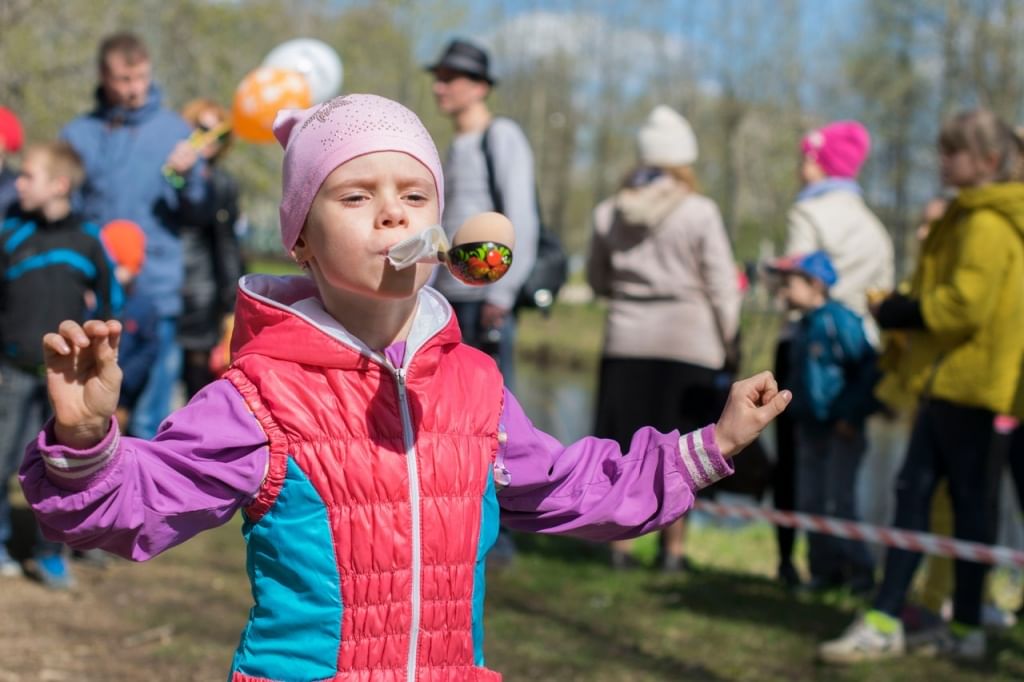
[{"xmin": 2, "ymin": 30, "xmax": 1024, "ymax": 668}]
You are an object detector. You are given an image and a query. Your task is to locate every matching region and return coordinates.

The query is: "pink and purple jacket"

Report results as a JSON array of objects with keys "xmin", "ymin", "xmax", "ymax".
[{"xmin": 20, "ymin": 274, "xmax": 732, "ymax": 682}]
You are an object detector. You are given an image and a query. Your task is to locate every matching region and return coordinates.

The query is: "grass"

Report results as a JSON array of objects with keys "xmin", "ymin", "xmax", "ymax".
[
  {"xmin": 77, "ymin": 515, "xmax": 1024, "ymax": 681},
  {"xmin": 486, "ymin": 521, "xmax": 1024, "ymax": 681}
]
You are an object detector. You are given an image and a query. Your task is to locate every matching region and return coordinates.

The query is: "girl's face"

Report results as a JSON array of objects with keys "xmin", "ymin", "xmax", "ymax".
[
  {"xmin": 799, "ymin": 155, "xmax": 826, "ymax": 187},
  {"xmin": 940, "ymin": 147, "xmax": 996, "ymax": 188},
  {"xmin": 294, "ymin": 151, "xmax": 438, "ymax": 303}
]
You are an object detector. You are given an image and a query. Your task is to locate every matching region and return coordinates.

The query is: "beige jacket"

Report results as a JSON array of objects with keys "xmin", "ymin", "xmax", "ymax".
[
  {"xmin": 786, "ymin": 188, "xmax": 894, "ymax": 343},
  {"xmin": 586, "ymin": 177, "xmax": 741, "ymax": 369}
]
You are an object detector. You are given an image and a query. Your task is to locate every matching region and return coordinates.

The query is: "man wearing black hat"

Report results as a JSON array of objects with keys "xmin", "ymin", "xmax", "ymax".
[{"xmin": 427, "ymin": 38, "xmax": 539, "ymax": 390}]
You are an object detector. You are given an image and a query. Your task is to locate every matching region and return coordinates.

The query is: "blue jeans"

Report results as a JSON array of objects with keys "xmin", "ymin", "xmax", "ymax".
[
  {"xmin": 873, "ymin": 399, "xmax": 996, "ymax": 626},
  {"xmin": 129, "ymin": 317, "xmax": 182, "ymax": 439},
  {"xmin": 0, "ymin": 360, "xmax": 61, "ymax": 559},
  {"xmin": 449, "ymin": 301, "xmax": 516, "ymax": 391}
]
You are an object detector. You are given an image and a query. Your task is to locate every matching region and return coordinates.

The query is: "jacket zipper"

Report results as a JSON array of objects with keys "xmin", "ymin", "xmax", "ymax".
[{"xmin": 394, "ymin": 367, "xmax": 422, "ymax": 682}]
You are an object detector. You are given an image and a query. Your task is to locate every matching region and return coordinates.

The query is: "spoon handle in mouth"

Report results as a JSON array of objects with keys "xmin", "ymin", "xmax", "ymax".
[{"xmin": 386, "ymin": 224, "xmax": 449, "ymax": 269}]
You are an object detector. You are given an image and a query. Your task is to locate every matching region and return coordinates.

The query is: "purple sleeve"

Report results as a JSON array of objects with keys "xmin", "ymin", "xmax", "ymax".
[
  {"xmin": 495, "ymin": 389, "xmax": 733, "ymax": 541},
  {"xmin": 19, "ymin": 379, "xmax": 269, "ymax": 561}
]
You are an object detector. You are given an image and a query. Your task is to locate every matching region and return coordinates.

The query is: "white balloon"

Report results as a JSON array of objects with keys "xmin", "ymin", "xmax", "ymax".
[{"xmin": 262, "ymin": 38, "xmax": 343, "ymax": 104}]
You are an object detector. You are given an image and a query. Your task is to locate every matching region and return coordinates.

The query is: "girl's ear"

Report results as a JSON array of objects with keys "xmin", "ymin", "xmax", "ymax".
[{"xmin": 291, "ymin": 233, "xmax": 310, "ymax": 266}]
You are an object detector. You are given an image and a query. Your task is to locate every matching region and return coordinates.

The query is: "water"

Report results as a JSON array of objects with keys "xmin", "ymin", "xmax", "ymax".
[{"xmin": 514, "ymin": 360, "xmax": 595, "ymax": 444}]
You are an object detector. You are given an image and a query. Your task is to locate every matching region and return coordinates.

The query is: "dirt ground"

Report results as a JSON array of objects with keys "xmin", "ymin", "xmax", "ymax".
[{"xmin": 0, "ymin": 508, "xmax": 250, "ymax": 682}]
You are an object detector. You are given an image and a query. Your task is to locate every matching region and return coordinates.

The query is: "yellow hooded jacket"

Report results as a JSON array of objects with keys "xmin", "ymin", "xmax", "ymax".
[{"xmin": 885, "ymin": 183, "xmax": 1024, "ymax": 417}]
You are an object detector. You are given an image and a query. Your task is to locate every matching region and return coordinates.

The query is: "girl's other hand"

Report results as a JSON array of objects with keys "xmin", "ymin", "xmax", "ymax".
[
  {"xmin": 714, "ymin": 371, "xmax": 791, "ymax": 458},
  {"xmin": 43, "ymin": 319, "xmax": 123, "ymax": 449}
]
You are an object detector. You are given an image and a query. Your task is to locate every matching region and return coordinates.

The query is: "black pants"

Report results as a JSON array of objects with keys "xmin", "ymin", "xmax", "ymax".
[
  {"xmin": 874, "ymin": 398, "xmax": 996, "ymax": 626},
  {"xmin": 1007, "ymin": 423, "xmax": 1024, "ymax": 530},
  {"xmin": 773, "ymin": 340, "xmax": 797, "ymax": 567}
]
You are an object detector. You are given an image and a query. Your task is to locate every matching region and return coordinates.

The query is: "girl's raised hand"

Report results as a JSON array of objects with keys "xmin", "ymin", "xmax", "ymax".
[
  {"xmin": 43, "ymin": 319, "xmax": 123, "ymax": 449},
  {"xmin": 714, "ymin": 371, "xmax": 791, "ymax": 458}
]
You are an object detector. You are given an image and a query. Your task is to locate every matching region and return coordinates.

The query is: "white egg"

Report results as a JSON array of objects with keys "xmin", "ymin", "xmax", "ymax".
[{"xmin": 452, "ymin": 212, "xmax": 515, "ymax": 249}]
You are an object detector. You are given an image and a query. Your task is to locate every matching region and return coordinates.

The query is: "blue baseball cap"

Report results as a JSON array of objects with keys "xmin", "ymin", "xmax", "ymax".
[{"xmin": 768, "ymin": 250, "xmax": 838, "ymax": 287}]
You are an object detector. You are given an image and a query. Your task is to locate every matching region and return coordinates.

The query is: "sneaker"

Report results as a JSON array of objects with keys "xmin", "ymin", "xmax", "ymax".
[
  {"xmin": 0, "ymin": 555, "xmax": 21, "ymax": 577},
  {"xmin": 35, "ymin": 554, "xmax": 74, "ymax": 590},
  {"xmin": 913, "ymin": 624, "xmax": 986, "ymax": 661},
  {"xmin": 819, "ymin": 611, "xmax": 906, "ymax": 664},
  {"xmin": 981, "ymin": 603, "xmax": 1016, "ymax": 630},
  {"xmin": 954, "ymin": 628, "xmax": 988, "ymax": 660}
]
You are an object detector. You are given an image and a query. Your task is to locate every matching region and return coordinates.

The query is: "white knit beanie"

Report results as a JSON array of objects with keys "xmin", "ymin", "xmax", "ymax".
[{"xmin": 637, "ymin": 105, "xmax": 698, "ymax": 167}]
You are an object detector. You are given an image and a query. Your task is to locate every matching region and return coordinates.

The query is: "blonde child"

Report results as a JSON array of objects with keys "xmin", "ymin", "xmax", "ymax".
[
  {"xmin": 1, "ymin": 141, "xmax": 115, "ymax": 588},
  {"xmin": 820, "ymin": 109, "xmax": 1024, "ymax": 664},
  {"xmin": 21, "ymin": 94, "xmax": 789, "ymax": 681}
]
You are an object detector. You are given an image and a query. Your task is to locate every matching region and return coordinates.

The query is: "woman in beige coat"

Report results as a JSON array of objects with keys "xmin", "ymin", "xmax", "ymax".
[{"xmin": 587, "ymin": 105, "xmax": 741, "ymax": 571}]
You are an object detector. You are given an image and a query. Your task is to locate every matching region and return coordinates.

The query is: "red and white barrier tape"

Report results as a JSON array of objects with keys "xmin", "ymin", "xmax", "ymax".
[{"xmin": 693, "ymin": 500, "xmax": 1024, "ymax": 569}]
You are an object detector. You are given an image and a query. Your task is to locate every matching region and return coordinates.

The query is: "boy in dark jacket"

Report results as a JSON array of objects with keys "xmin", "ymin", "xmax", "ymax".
[
  {"xmin": 0, "ymin": 141, "xmax": 117, "ymax": 588},
  {"xmin": 770, "ymin": 250, "xmax": 878, "ymax": 594}
]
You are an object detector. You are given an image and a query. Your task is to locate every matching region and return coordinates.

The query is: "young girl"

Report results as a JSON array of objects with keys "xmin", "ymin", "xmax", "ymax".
[
  {"xmin": 820, "ymin": 109, "xmax": 1024, "ymax": 664},
  {"xmin": 22, "ymin": 94, "xmax": 789, "ymax": 682}
]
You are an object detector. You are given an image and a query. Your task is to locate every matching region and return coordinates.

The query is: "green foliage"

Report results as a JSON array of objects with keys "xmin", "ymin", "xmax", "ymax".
[{"xmin": 3, "ymin": 0, "xmax": 1022, "ymax": 269}]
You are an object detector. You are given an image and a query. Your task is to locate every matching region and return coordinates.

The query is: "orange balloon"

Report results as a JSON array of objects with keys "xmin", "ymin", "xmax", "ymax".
[{"xmin": 232, "ymin": 66, "xmax": 312, "ymax": 143}]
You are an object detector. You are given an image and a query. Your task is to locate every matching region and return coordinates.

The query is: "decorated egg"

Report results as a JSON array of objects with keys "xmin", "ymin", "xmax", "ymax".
[
  {"xmin": 446, "ymin": 212, "xmax": 514, "ymax": 286},
  {"xmin": 452, "ymin": 212, "xmax": 515, "ymax": 250}
]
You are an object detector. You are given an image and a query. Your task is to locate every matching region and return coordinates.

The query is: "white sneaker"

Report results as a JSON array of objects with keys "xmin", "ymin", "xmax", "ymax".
[
  {"xmin": 954, "ymin": 629, "xmax": 987, "ymax": 661},
  {"xmin": 914, "ymin": 626, "xmax": 986, "ymax": 661},
  {"xmin": 0, "ymin": 558, "xmax": 21, "ymax": 577},
  {"xmin": 0, "ymin": 549, "xmax": 21, "ymax": 578},
  {"xmin": 819, "ymin": 613, "xmax": 906, "ymax": 664},
  {"xmin": 981, "ymin": 604, "xmax": 1016, "ymax": 630}
]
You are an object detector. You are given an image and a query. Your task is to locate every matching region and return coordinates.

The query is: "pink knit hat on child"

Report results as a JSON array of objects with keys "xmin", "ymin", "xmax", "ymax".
[
  {"xmin": 800, "ymin": 120, "xmax": 871, "ymax": 178},
  {"xmin": 273, "ymin": 94, "xmax": 444, "ymax": 252}
]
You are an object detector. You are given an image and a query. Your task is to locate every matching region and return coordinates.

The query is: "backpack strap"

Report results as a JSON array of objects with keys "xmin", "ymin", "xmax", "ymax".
[
  {"xmin": 481, "ymin": 118, "xmax": 545, "ymax": 218},
  {"xmin": 480, "ymin": 122, "xmax": 504, "ymax": 214}
]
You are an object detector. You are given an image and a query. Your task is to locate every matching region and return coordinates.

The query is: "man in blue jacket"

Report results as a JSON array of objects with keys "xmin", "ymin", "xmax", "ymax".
[{"xmin": 62, "ymin": 32, "xmax": 204, "ymax": 438}]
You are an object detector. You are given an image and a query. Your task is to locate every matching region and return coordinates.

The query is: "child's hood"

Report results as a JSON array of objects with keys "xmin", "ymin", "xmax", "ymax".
[
  {"xmin": 956, "ymin": 182, "xmax": 1024, "ymax": 239},
  {"xmin": 230, "ymin": 274, "xmax": 459, "ymax": 369}
]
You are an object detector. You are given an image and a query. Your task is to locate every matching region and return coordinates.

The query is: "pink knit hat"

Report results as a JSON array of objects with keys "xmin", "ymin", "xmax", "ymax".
[
  {"xmin": 273, "ymin": 94, "xmax": 444, "ymax": 252},
  {"xmin": 800, "ymin": 120, "xmax": 871, "ymax": 178}
]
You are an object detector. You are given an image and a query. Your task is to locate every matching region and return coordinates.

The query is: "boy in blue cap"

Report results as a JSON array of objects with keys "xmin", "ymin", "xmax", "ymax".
[{"xmin": 769, "ymin": 250, "xmax": 879, "ymax": 593}]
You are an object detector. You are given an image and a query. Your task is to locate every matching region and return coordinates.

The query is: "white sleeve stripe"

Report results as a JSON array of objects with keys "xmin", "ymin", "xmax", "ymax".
[
  {"xmin": 42, "ymin": 430, "xmax": 119, "ymax": 472},
  {"xmin": 679, "ymin": 428, "xmax": 728, "ymax": 490},
  {"xmin": 679, "ymin": 431, "xmax": 708, "ymax": 488},
  {"xmin": 44, "ymin": 456, "xmax": 113, "ymax": 480},
  {"xmin": 692, "ymin": 428, "xmax": 719, "ymax": 484}
]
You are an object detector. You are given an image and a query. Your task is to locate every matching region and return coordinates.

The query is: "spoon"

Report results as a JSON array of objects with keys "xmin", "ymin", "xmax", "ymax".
[{"xmin": 387, "ymin": 212, "xmax": 515, "ymax": 286}]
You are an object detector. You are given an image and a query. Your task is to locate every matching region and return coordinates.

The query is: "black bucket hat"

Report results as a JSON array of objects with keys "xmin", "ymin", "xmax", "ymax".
[{"xmin": 426, "ymin": 39, "xmax": 497, "ymax": 85}]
